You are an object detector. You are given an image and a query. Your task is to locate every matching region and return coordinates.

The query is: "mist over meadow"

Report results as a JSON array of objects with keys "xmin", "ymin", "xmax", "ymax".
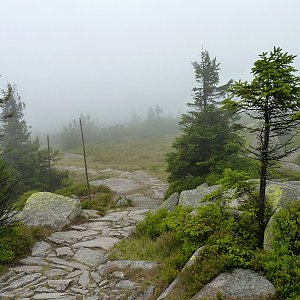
[{"xmin": 1, "ymin": 0, "xmax": 300, "ymax": 134}]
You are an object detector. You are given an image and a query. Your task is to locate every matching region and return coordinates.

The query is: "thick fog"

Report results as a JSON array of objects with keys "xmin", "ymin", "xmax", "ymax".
[{"xmin": 0, "ymin": 0, "xmax": 300, "ymax": 132}]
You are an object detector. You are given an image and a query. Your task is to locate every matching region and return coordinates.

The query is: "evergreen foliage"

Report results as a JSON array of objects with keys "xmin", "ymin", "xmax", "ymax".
[
  {"xmin": 0, "ymin": 160, "xmax": 19, "ymax": 227},
  {"xmin": 0, "ymin": 84, "xmax": 20, "ymax": 228},
  {"xmin": 166, "ymin": 106, "xmax": 241, "ymax": 184},
  {"xmin": 116, "ymin": 173, "xmax": 300, "ymax": 299},
  {"xmin": 0, "ymin": 84, "xmax": 69, "ymax": 193},
  {"xmin": 166, "ymin": 50, "xmax": 244, "ymax": 195},
  {"xmin": 224, "ymin": 47, "xmax": 300, "ymax": 248},
  {"xmin": 188, "ymin": 49, "xmax": 232, "ymax": 110}
]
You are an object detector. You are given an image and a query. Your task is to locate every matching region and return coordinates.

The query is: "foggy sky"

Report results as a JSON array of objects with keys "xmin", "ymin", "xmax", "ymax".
[{"xmin": 1, "ymin": 0, "xmax": 300, "ymax": 132}]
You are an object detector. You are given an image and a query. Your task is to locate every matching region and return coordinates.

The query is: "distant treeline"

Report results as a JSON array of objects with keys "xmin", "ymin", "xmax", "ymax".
[{"xmin": 51, "ymin": 107, "xmax": 180, "ymax": 150}]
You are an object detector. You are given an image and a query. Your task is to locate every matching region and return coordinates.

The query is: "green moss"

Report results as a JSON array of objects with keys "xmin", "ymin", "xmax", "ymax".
[{"xmin": 266, "ymin": 185, "xmax": 283, "ymax": 209}]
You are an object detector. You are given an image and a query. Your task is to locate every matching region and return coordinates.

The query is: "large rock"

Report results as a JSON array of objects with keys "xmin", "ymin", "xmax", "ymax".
[
  {"xmin": 264, "ymin": 181, "xmax": 300, "ymax": 250},
  {"xmin": 281, "ymin": 162, "xmax": 300, "ymax": 173},
  {"xmin": 266, "ymin": 181, "xmax": 300, "ymax": 208},
  {"xmin": 191, "ymin": 268, "xmax": 276, "ymax": 300},
  {"xmin": 159, "ymin": 192, "xmax": 179, "ymax": 211},
  {"xmin": 179, "ymin": 184, "xmax": 219, "ymax": 208},
  {"xmin": 17, "ymin": 192, "xmax": 82, "ymax": 229}
]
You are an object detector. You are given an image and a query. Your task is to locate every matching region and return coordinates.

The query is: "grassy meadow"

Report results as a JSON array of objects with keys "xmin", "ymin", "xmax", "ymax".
[{"xmin": 57, "ymin": 135, "xmax": 178, "ymax": 181}]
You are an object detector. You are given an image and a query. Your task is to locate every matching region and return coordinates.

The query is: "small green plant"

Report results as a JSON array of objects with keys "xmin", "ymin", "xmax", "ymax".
[
  {"xmin": 252, "ymin": 201, "xmax": 300, "ymax": 299},
  {"xmin": 81, "ymin": 193, "xmax": 114, "ymax": 215},
  {"xmin": 55, "ymin": 183, "xmax": 111, "ymax": 198},
  {"xmin": 0, "ymin": 223, "xmax": 52, "ymax": 267},
  {"xmin": 135, "ymin": 208, "xmax": 170, "ymax": 239},
  {"xmin": 55, "ymin": 182, "xmax": 114, "ymax": 214}
]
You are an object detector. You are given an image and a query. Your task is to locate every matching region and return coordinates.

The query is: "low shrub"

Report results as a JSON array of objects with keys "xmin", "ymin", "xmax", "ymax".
[
  {"xmin": 135, "ymin": 208, "xmax": 170, "ymax": 239},
  {"xmin": 0, "ymin": 223, "xmax": 52, "ymax": 266},
  {"xmin": 110, "ymin": 232, "xmax": 182, "ymax": 262},
  {"xmin": 252, "ymin": 201, "xmax": 300, "ymax": 300},
  {"xmin": 55, "ymin": 183, "xmax": 111, "ymax": 198},
  {"xmin": 81, "ymin": 193, "xmax": 114, "ymax": 215}
]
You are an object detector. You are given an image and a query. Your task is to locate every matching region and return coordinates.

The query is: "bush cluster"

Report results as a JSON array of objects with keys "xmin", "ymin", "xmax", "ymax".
[
  {"xmin": 55, "ymin": 183, "xmax": 111, "ymax": 198},
  {"xmin": 0, "ymin": 224, "xmax": 51, "ymax": 271},
  {"xmin": 118, "ymin": 184, "xmax": 300, "ymax": 299}
]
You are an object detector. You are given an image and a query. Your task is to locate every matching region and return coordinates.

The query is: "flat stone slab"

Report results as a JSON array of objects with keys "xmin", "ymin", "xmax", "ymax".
[
  {"xmin": 48, "ymin": 279, "xmax": 72, "ymax": 292},
  {"xmin": 115, "ymin": 279, "xmax": 136, "ymax": 289},
  {"xmin": 78, "ymin": 271, "xmax": 90, "ymax": 287},
  {"xmin": 56, "ymin": 246, "xmax": 74, "ymax": 257},
  {"xmin": 72, "ymin": 237, "xmax": 119, "ymax": 250},
  {"xmin": 73, "ymin": 248, "xmax": 106, "ymax": 267},
  {"xmin": 80, "ymin": 221, "xmax": 111, "ymax": 231},
  {"xmin": 32, "ymin": 293, "xmax": 70, "ymax": 299},
  {"xmin": 46, "ymin": 257, "xmax": 89, "ymax": 270},
  {"xmin": 32, "ymin": 241, "xmax": 52, "ymax": 257},
  {"xmin": 127, "ymin": 193, "xmax": 158, "ymax": 209},
  {"xmin": 20, "ymin": 257, "xmax": 49, "ymax": 266},
  {"xmin": 65, "ymin": 270, "xmax": 83, "ymax": 279},
  {"xmin": 44, "ymin": 269, "xmax": 67, "ymax": 279},
  {"xmin": 99, "ymin": 211, "xmax": 129, "ymax": 222},
  {"xmin": 0, "ymin": 292, "xmax": 16, "ymax": 299},
  {"xmin": 80, "ymin": 209, "xmax": 100, "ymax": 219},
  {"xmin": 10, "ymin": 266, "xmax": 43, "ymax": 274},
  {"xmin": 105, "ymin": 260, "xmax": 158, "ymax": 271},
  {"xmin": 49, "ymin": 230, "xmax": 98, "ymax": 244},
  {"xmin": 9, "ymin": 273, "xmax": 41, "ymax": 289},
  {"xmin": 90, "ymin": 178, "xmax": 142, "ymax": 194}
]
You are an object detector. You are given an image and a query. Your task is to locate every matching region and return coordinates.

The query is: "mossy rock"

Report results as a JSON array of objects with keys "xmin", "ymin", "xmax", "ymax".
[
  {"xmin": 264, "ymin": 181, "xmax": 300, "ymax": 250},
  {"xmin": 16, "ymin": 192, "xmax": 82, "ymax": 229},
  {"xmin": 266, "ymin": 181, "xmax": 300, "ymax": 208}
]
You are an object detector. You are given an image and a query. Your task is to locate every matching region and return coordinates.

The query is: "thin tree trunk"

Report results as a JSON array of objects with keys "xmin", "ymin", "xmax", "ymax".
[{"xmin": 258, "ymin": 111, "xmax": 270, "ymax": 248}]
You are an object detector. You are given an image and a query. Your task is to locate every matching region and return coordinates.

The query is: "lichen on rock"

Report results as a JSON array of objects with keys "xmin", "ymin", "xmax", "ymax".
[{"xmin": 17, "ymin": 192, "xmax": 82, "ymax": 229}]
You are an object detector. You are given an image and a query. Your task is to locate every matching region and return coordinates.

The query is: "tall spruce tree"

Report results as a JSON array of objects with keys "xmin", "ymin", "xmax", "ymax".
[
  {"xmin": 166, "ymin": 50, "xmax": 241, "ymax": 197},
  {"xmin": 0, "ymin": 83, "xmax": 20, "ymax": 227},
  {"xmin": 188, "ymin": 49, "xmax": 232, "ymax": 110},
  {"xmin": 224, "ymin": 47, "xmax": 300, "ymax": 248},
  {"xmin": 0, "ymin": 84, "xmax": 69, "ymax": 192},
  {"xmin": 0, "ymin": 84, "xmax": 30, "ymax": 154}
]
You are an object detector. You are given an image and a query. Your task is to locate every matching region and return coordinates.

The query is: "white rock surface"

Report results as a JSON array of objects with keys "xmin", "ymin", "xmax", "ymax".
[
  {"xmin": 17, "ymin": 192, "xmax": 82, "ymax": 229},
  {"xmin": 72, "ymin": 237, "xmax": 120, "ymax": 250},
  {"xmin": 73, "ymin": 248, "xmax": 106, "ymax": 267},
  {"xmin": 191, "ymin": 268, "xmax": 276, "ymax": 300}
]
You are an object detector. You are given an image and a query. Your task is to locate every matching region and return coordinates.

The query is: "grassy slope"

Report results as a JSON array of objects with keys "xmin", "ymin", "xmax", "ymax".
[{"xmin": 58, "ymin": 135, "xmax": 177, "ymax": 181}]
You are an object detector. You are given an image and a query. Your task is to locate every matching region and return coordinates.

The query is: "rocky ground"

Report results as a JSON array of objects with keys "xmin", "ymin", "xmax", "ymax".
[{"xmin": 0, "ymin": 161, "xmax": 168, "ymax": 300}]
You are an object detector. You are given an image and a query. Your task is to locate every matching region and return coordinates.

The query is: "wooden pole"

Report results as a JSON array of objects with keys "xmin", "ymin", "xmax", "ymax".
[
  {"xmin": 47, "ymin": 134, "xmax": 51, "ymax": 191},
  {"xmin": 79, "ymin": 118, "xmax": 91, "ymax": 200}
]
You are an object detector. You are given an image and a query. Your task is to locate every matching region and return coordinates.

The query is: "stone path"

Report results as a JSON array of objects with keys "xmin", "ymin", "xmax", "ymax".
[{"xmin": 0, "ymin": 168, "xmax": 167, "ymax": 300}]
